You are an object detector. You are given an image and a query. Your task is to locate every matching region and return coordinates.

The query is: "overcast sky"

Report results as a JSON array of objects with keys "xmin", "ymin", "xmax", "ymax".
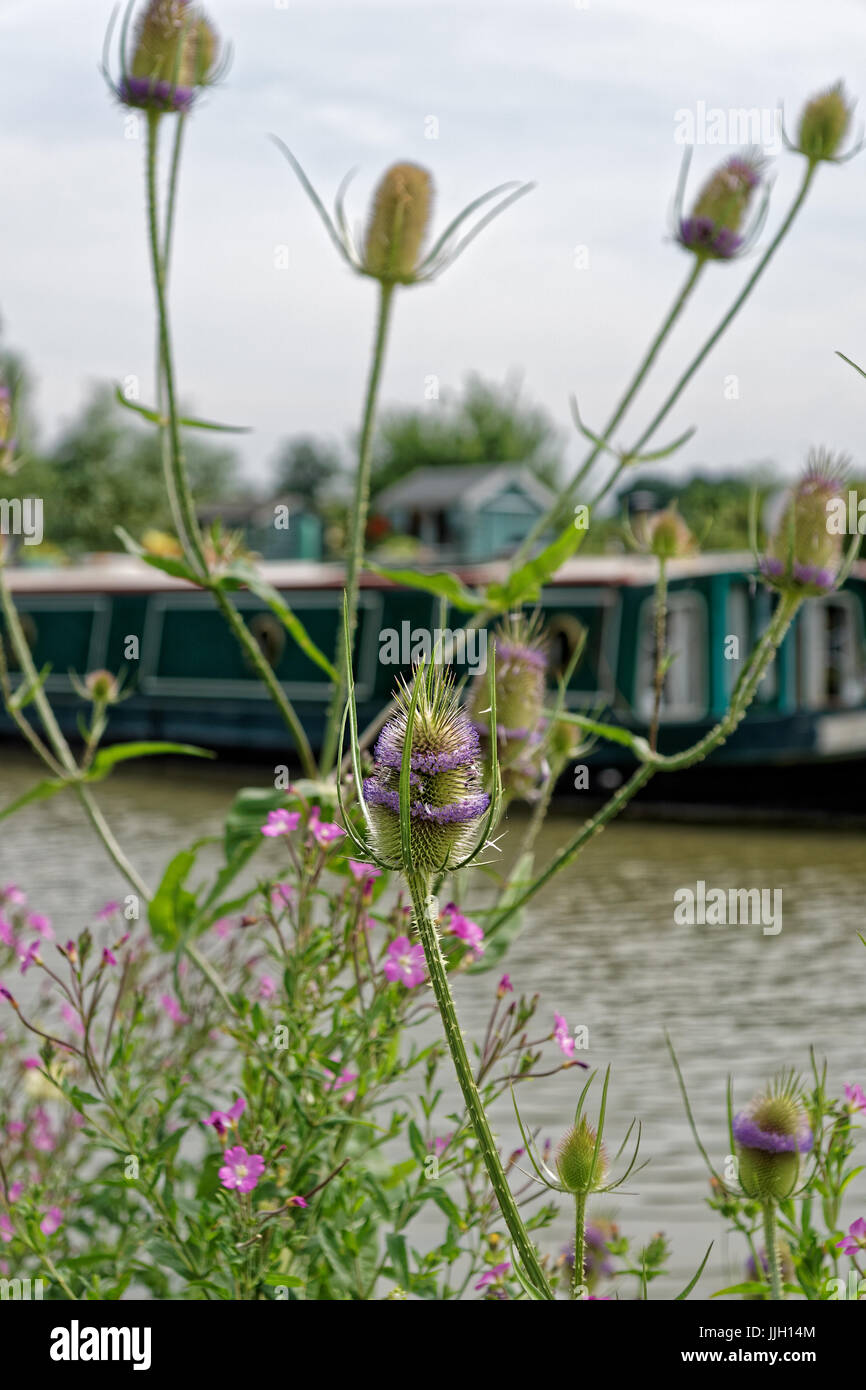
[{"xmin": 0, "ymin": 0, "xmax": 864, "ymax": 498}]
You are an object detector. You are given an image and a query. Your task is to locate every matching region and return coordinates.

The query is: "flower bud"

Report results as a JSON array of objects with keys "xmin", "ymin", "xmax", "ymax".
[
  {"xmin": 797, "ymin": 83, "xmax": 853, "ymax": 163},
  {"xmin": 760, "ymin": 450, "xmax": 848, "ymax": 595},
  {"xmin": 678, "ymin": 152, "xmax": 764, "ymax": 260},
  {"xmin": 84, "ymin": 669, "xmax": 120, "ymax": 704},
  {"xmin": 363, "ymin": 667, "xmax": 490, "ymax": 873},
  {"xmin": 733, "ymin": 1080, "xmax": 812, "ymax": 1202},
  {"xmin": 122, "ymin": 1, "xmax": 219, "ymax": 113},
  {"xmin": 362, "ymin": 163, "xmax": 433, "ymax": 282},
  {"xmin": 638, "ymin": 505, "xmax": 696, "ymax": 561},
  {"xmin": 555, "ymin": 1116, "xmax": 607, "ymax": 1194},
  {"xmin": 466, "ymin": 613, "xmax": 549, "ymax": 801}
]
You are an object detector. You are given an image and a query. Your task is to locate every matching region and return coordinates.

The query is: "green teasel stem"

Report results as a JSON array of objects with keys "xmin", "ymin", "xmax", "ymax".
[
  {"xmin": 0, "ymin": 569, "xmax": 152, "ymax": 900},
  {"xmin": 594, "ymin": 162, "xmax": 818, "ymax": 504},
  {"xmin": 321, "ymin": 282, "xmax": 396, "ymax": 774},
  {"xmin": 406, "ymin": 869, "xmax": 553, "ymax": 1298},
  {"xmin": 654, "ymin": 593, "xmax": 801, "ymax": 772},
  {"xmin": 210, "ymin": 585, "xmax": 317, "ymax": 780},
  {"xmin": 144, "ymin": 111, "xmax": 208, "ymax": 575},
  {"xmin": 513, "ymin": 258, "xmax": 705, "ymax": 564},
  {"xmin": 762, "ymin": 1200, "xmax": 784, "ymax": 1301},
  {"xmin": 649, "ymin": 557, "xmax": 668, "ymax": 752},
  {"xmin": 488, "ymin": 592, "xmax": 800, "ymax": 932},
  {"xmin": 572, "ymin": 1189, "xmax": 587, "ymax": 1299},
  {"xmin": 144, "ymin": 114, "xmax": 317, "ymax": 778}
]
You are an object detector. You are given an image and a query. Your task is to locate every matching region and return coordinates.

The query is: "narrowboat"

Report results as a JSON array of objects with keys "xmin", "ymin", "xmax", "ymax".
[{"xmin": 2, "ymin": 553, "xmax": 865, "ymax": 809}]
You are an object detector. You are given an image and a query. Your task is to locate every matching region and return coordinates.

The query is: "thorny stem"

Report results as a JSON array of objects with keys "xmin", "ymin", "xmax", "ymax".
[
  {"xmin": 593, "ymin": 163, "xmax": 818, "ymax": 505},
  {"xmin": 321, "ymin": 283, "xmax": 396, "ymax": 773},
  {"xmin": 145, "ymin": 112, "xmax": 207, "ymax": 574},
  {"xmin": 144, "ymin": 113, "xmax": 317, "ymax": 779},
  {"xmin": 488, "ymin": 593, "xmax": 801, "ymax": 932},
  {"xmin": 406, "ymin": 870, "xmax": 553, "ymax": 1298},
  {"xmin": 762, "ymin": 1200, "xmax": 784, "ymax": 1301},
  {"xmin": 513, "ymin": 259, "xmax": 705, "ymax": 564},
  {"xmin": 649, "ymin": 558, "xmax": 667, "ymax": 753},
  {"xmin": 572, "ymin": 1190, "xmax": 587, "ymax": 1300}
]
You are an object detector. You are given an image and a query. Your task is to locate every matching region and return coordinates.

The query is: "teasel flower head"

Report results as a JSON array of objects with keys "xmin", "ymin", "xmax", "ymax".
[
  {"xmin": 513, "ymin": 1066, "xmax": 646, "ymax": 1200},
  {"xmin": 733, "ymin": 1073, "xmax": 813, "ymax": 1202},
  {"xmin": 106, "ymin": 0, "xmax": 226, "ymax": 116},
  {"xmin": 676, "ymin": 150, "xmax": 767, "ymax": 261},
  {"xmin": 759, "ymin": 449, "xmax": 851, "ymax": 596},
  {"xmin": 794, "ymin": 83, "xmax": 857, "ymax": 164},
  {"xmin": 273, "ymin": 141, "xmax": 533, "ymax": 288},
  {"xmin": 466, "ymin": 612, "xmax": 550, "ymax": 800},
  {"xmin": 361, "ymin": 164, "xmax": 433, "ymax": 283},
  {"xmin": 83, "ymin": 670, "xmax": 121, "ymax": 705},
  {"xmin": 555, "ymin": 1116, "xmax": 608, "ymax": 1195},
  {"xmin": 637, "ymin": 504, "xmax": 697, "ymax": 562},
  {"xmin": 351, "ymin": 664, "xmax": 492, "ymax": 875}
]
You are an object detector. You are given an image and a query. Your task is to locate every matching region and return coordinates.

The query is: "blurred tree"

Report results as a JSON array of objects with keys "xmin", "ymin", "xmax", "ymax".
[
  {"xmin": 272, "ymin": 435, "xmax": 342, "ymax": 507},
  {"xmin": 4, "ymin": 383, "xmax": 237, "ymax": 554},
  {"xmin": 369, "ymin": 372, "xmax": 564, "ymax": 496}
]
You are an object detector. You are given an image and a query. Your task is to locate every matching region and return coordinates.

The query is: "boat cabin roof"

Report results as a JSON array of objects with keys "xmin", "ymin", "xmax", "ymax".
[{"xmin": 4, "ymin": 552, "xmax": 863, "ymax": 594}]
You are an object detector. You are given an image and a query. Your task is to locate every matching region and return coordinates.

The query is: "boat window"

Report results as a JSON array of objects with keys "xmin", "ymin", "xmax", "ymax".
[
  {"xmin": 539, "ymin": 592, "xmax": 618, "ymax": 702},
  {"xmin": 796, "ymin": 594, "xmax": 865, "ymax": 709},
  {"xmin": 725, "ymin": 584, "xmax": 777, "ymax": 703},
  {"xmin": 636, "ymin": 590, "xmax": 708, "ymax": 721}
]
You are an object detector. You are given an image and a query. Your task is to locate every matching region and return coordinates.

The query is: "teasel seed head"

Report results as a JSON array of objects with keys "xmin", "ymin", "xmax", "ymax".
[
  {"xmin": 797, "ymin": 83, "xmax": 853, "ymax": 163},
  {"xmin": 678, "ymin": 151, "xmax": 765, "ymax": 260},
  {"xmin": 362, "ymin": 163, "xmax": 434, "ymax": 283},
  {"xmin": 466, "ymin": 613, "xmax": 549, "ymax": 801},
  {"xmin": 733, "ymin": 1074, "xmax": 812, "ymax": 1202},
  {"xmin": 555, "ymin": 1116, "xmax": 608, "ymax": 1194},
  {"xmin": 362, "ymin": 665, "xmax": 490, "ymax": 873},
  {"xmin": 121, "ymin": 0, "xmax": 220, "ymax": 113},
  {"xmin": 638, "ymin": 504, "xmax": 696, "ymax": 561},
  {"xmin": 760, "ymin": 449, "xmax": 849, "ymax": 595}
]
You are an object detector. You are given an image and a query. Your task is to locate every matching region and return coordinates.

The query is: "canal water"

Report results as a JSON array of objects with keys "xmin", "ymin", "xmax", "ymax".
[{"xmin": 1, "ymin": 747, "xmax": 864, "ymax": 1298}]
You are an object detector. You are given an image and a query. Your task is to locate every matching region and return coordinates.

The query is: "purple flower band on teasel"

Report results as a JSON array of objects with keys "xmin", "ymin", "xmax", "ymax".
[
  {"xmin": 678, "ymin": 217, "xmax": 743, "ymax": 259},
  {"xmin": 374, "ymin": 721, "xmax": 481, "ymax": 773},
  {"xmin": 120, "ymin": 76, "xmax": 196, "ymax": 112},
  {"xmin": 733, "ymin": 1112, "xmax": 813, "ymax": 1154},
  {"xmin": 496, "ymin": 642, "xmax": 547, "ymax": 671},
  {"xmin": 792, "ymin": 562, "xmax": 835, "ymax": 590},
  {"xmin": 363, "ymin": 780, "xmax": 490, "ymax": 823}
]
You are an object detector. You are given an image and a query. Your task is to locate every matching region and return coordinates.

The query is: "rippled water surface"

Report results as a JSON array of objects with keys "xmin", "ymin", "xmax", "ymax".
[{"xmin": 2, "ymin": 748, "xmax": 864, "ymax": 1296}]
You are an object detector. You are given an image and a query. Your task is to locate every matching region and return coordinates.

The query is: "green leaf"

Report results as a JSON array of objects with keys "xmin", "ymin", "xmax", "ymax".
[
  {"xmin": 114, "ymin": 383, "xmax": 251, "ymax": 433},
  {"xmin": 485, "ymin": 516, "xmax": 587, "ymax": 610},
  {"xmin": 216, "ymin": 562, "xmax": 338, "ymax": 680},
  {"xmin": 148, "ymin": 847, "xmax": 199, "ymax": 950},
  {"xmin": 675, "ymin": 1241, "xmax": 713, "ymax": 1299},
  {"xmin": 0, "ymin": 777, "xmax": 68, "ymax": 822},
  {"xmin": 385, "ymin": 1232, "xmax": 410, "ymax": 1287},
  {"xmin": 88, "ymin": 741, "xmax": 215, "ymax": 781},
  {"xmin": 114, "ymin": 526, "xmax": 201, "ymax": 583},
  {"xmin": 541, "ymin": 707, "xmax": 653, "ymax": 760},
  {"xmin": 366, "ymin": 562, "xmax": 484, "ymax": 612},
  {"xmin": 836, "ymin": 350, "xmax": 866, "ymax": 379}
]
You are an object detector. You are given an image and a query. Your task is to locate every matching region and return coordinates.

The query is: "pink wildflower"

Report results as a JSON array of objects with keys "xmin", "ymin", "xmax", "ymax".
[
  {"xmin": 40, "ymin": 1206, "xmax": 63, "ymax": 1237},
  {"xmin": 837, "ymin": 1217, "xmax": 866, "ymax": 1256},
  {"xmin": 28, "ymin": 913, "xmax": 53, "ymax": 940},
  {"xmin": 160, "ymin": 994, "xmax": 189, "ymax": 1026},
  {"xmin": 204, "ymin": 1096, "xmax": 246, "ymax": 1139},
  {"xmin": 218, "ymin": 1145, "xmax": 265, "ymax": 1193},
  {"xmin": 441, "ymin": 903, "xmax": 485, "ymax": 958},
  {"xmin": 261, "ymin": 808, "xmax": 301, "ymax": 838},
  {"xmin": 308, "ymin": 806, "xmax": 346, "ymax": 848},
  {"xmin": 553, "ymin": 1012, "xmax": 575, "ymax": 1058},
  {"xmin": 845, "ymin": 1083, "xmax": 866, "ymax": 1114},
  {"xmin": 348, "ymin": 861, "xmax": 382, "ymax": 899},
  {"xmin": 475, "ymin": 1261, "xmax": 511, "ymax": 1290},
  {"xmin": 383, "ymin": 936, "xmax": 426, "ymax": 988},
  {"xmin": 258, "ymin": 974, "xmax": 277, "ymax": 1001}
]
